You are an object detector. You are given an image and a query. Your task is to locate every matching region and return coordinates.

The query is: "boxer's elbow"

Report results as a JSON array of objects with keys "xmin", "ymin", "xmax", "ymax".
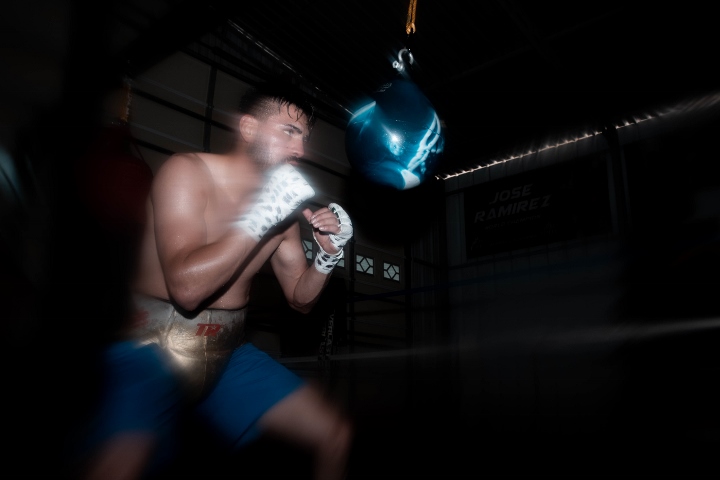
[
  {"xmin": 167, "ymin": 280, "xmax": 204, "ymax": 312},
  {"xmin": 288, "ymin": 299, "xmax": 315, "ymax": 315}
]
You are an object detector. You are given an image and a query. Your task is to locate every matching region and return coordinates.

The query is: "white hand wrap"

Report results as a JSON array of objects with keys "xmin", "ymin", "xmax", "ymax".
[
  {"xmin": 312, "ymin": 202, "xmax": 353, "ymax": 274},
  {"xmin": 314, "ymin": 244, "xmax": 344, "ymax": 274},
  {"xmin": 328, "ymin": 203, "xmax": 353, "ymax": 249},
  {"xmin": 237, "ymin": 164, "xmax": 315, "ymax": 242}
]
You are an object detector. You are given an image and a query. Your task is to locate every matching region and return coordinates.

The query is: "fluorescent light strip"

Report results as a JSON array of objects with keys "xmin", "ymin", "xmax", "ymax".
[
  {"xmin": 439, "ymin": 90, "xmax": 720, "ymax": 181},
  {"xmin": 436, "ymin": 114, "xmax": 659, "ymax": 180}
]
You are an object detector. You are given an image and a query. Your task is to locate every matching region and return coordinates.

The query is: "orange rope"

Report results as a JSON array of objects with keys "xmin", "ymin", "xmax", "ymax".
[{"xmin": 406, "ymin": 0, "xmax": 417, "ymax": 35}]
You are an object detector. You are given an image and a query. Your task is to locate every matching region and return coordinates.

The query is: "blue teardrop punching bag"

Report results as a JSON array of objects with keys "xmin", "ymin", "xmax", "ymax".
[{"xmin": 345, "ymin": 71, "xmax": 444, "ymax": 190}]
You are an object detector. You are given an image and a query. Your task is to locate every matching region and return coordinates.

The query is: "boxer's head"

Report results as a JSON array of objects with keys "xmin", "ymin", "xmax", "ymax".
[{"xmin": 238, "ymin": 80, "xmax": 317, "ymax": 168}]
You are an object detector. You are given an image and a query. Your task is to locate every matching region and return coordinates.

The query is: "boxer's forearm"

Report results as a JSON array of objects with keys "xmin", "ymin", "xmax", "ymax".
[
  {"xmin": 288, "ymin": 202, "xmax": 353, "ymax": 311},
  {"xmin": 287, "ymin": 264, "xmax": 335, "ymax": 313}
]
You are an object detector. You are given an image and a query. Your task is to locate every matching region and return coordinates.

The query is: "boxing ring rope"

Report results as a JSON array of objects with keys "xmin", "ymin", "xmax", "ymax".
[{"xmin": 278, "ymin": 315, "xmax": 720, "ymax": 366}]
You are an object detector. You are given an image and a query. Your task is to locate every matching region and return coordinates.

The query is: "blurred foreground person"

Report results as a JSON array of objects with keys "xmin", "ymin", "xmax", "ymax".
[{"xmin": 81, "ymin": 80, "xmax": 354, "ymax": 480}]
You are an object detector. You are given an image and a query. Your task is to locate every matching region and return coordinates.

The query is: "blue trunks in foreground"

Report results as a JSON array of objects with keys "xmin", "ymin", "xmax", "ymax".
[{"xmin": 130, "ymin": 293, "xmax": 305, "ymax": 447}]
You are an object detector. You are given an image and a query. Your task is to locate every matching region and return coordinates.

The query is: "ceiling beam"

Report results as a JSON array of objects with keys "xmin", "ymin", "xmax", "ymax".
[{"xmin": 119, "ymin": 0, "xmax": 230, "ymax": 77}]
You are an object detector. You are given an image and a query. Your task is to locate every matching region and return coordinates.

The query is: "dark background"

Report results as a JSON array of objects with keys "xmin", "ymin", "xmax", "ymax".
[{"xmin": 3, "ymin": 2, "xmax": 720, "ymax": 479}]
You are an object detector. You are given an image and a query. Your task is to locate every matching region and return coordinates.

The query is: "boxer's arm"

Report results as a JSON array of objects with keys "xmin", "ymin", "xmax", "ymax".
[
  {"xmin": 271, "ymin": 203, "xmax": 353, "ymax": 313},
  {"xmin": 152, "ymin": 154, "xmax": 258, "ymax": 311},
  {"xmin": 271, "ymin": 221, "xmax": 333, "ymax": 314}
]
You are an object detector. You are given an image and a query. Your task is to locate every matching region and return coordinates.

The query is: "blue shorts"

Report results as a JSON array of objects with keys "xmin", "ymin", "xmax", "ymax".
[
  {"xmin": 194, "ymin": 342, "xmax": 305, "ymax": 448},
  {"xmin": 77, "ymin": 341, "xmax": 184, "ymax": 471}
]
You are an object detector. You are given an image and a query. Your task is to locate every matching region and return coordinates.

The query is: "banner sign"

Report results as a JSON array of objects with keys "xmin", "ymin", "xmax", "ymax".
[{"xmin": 464, "ymin": 154, "xmax": 612, "ymax": 258}]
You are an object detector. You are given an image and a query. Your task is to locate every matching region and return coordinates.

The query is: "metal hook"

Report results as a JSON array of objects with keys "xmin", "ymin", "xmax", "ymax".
[{"xmin": 393, "ymin": 48, "xmax": 414, "ymax": 72}]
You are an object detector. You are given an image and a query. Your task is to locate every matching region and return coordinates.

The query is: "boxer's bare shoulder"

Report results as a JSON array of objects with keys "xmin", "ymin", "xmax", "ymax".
[{"xmin": 152, "ymin": 152, "xmax": 214, "ymax": 197}]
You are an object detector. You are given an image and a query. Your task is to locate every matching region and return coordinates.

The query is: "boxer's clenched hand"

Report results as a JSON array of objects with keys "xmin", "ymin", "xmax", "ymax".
[
  {"xmin": 237, "ymin": 164, "xmax": 315, "ymax": 241},
  {"xmin": 304, "ymin": 203, "xmax": 353, "ymax": 274}
]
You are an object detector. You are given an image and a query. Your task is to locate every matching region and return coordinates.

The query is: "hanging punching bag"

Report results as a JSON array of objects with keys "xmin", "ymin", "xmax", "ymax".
[
  {"xmin": 75, "ymin": 80, "xmax": 153, "ymax": 238},
  {"xmin": 345, "ymin": 75, "xmax": 444, "ymax": 191}
]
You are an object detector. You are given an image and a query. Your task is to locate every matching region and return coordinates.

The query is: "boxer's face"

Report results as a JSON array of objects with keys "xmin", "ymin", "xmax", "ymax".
[{"xmin": 248, "ymin": 104, "xmax": 310, "ymax": 169}]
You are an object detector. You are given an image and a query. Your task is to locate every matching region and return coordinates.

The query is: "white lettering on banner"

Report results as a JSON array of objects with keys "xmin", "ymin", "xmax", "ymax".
[{"xmin": 474, "ymin": 195, "xmax": 551, "ymax": 223}]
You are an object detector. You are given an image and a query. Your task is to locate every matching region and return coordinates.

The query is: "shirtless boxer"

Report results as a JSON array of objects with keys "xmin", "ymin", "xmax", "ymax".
[{"xmin": 81, "ymin": 80, "xmax": 353, "ymax": 480}]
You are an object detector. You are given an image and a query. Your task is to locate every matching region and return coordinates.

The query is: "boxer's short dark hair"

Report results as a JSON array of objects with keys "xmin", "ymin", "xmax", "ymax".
[{"xmin": 239, "ymin": 78, "xmax": 316, "ymax": 129}]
